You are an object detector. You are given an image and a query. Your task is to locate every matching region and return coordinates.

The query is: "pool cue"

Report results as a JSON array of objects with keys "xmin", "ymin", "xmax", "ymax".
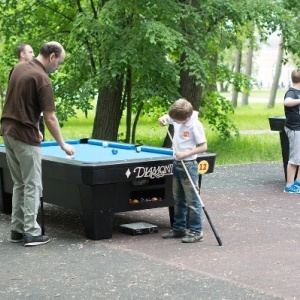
[
  {"xmin": 40, "ymin": 197, "xmax": 45, "ymax": 235},
  {"xmin": 165, "ymin": 127, "xmax": 222, "ymax": 246}
]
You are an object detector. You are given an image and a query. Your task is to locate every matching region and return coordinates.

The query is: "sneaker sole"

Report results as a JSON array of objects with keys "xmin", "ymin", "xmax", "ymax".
[
  {"xmin": 182, "ymin": 237, "xmax": 204, "ymax": 243},
  {"xmin": 162, "ymin": 234, "xmax": 186, "ymax": 238},
  {"xmin": 10, "ymin": 239, "xmax": 23, "ymax": 243},
  {"xmin": 24, "ymin": 239, "xmax": 50, "ymax": 247},
  {"xmin": 283, "ymin": 190, "xmax": 300, "ymax": 194},
  {"xmin": 162, "ymin": 232, "xmax": 186, "ymax": 238}
]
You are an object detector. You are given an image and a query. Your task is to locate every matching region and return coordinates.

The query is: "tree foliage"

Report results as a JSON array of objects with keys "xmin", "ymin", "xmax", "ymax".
[{"xmin": 0, "ymin": 0, "xmax": 298, "ymax": 142}]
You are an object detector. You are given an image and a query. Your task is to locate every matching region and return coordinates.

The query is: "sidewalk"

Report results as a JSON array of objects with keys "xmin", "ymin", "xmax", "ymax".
[{"xmin": 0, "ymin": 162, "xmax": 298, "ymax": 300}]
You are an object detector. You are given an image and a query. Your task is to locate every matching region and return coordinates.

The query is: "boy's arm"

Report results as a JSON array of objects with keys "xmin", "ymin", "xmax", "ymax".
[
  {"xmin": 175, "ymin": 142, "xmax": 207, "ymax": 160},
  {"xmin": 284, "ymin": 90, "xmax": 300, "ymax": 107},
  {"xmin": 284, "ymin": 97, "xmax": 300, "ymax": 107},
  {"xmin": 158, "ymin": 114, "xmax": 170, "ymax": 126}
]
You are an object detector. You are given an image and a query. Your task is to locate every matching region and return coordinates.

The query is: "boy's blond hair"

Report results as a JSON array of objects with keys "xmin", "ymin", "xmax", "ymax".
[{"xmin": 168, "ymin": 98, "xmax": 193, "ymax": 121}]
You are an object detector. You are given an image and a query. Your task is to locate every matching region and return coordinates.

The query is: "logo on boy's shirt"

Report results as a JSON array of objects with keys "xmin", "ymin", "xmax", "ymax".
[{"xmin": 182, "ymin": 131, "xmax": 190, "ymax": 138}]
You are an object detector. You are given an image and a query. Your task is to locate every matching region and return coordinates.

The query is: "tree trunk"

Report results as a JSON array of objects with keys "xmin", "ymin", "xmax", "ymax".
[
  {"xmin": 231, "ymin": 48, "xmax": 242, "ymax": 108},
  {"xmin": 206, "ymin": 53, "xmax": 218, "ymax": 93},
  {"xmin": 0, "ymin": 90, "xmax": 5, "ymax": 110},
  {"xmin": 162, "ymin": 52, "xmax": 203, "ymax": 148},
  {"xmin": 125, "ymin": 68, "xmax": 132, "ymax": 143},
  {"xmin": 220, "ymin": 81, "xmax": 228, "ymax": 92},
  {"xmin": 241, "ymin": 40, "xmax": 254, "ymax": 106},
  {"xmin": 268, "ymin": 37, "xmax": 284, "ymax": 108},
  {"xmin": 179, "ymin": 53, "xmax": 203, "ymax": 109},
  {"xmin": 92, "ymin": 78, "xmax": 124, "ymax": 141},
  {"xmin": 131, "ymin": 102, "xmax": 143, "ymax": 144}
]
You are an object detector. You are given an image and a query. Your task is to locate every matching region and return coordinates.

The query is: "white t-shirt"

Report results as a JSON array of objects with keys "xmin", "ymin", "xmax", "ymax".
[{"xmin": 168, "ymin": 111, "xmax": 206, "ymax": 160}]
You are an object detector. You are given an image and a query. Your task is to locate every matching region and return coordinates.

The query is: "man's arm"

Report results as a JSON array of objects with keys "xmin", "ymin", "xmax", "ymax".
[{"xmin": 43, "ymin": 110, "xmax": 75, "ymax": 155}]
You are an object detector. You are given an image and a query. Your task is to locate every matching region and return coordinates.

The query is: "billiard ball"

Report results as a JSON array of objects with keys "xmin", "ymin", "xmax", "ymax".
[
  {"xmin": 136, "ymin": 146, "xmax": 141, "ymax": 153},
  {"xmin": 112, "ymin": 149, "xmax": 118, "ymax": 155},
  {"xmin": 66, "ymin": 155, "xmax": 74, "ymax": 159},
  {"xmin": 102, "ymin": 141, "xmax": 108, "ymax": 147}
]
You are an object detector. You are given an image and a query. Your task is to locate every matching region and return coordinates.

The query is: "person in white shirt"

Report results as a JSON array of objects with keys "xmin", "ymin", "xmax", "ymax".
[{"xmin": 158, "ymin": 98, "xmax": 207, "ymax": 243}]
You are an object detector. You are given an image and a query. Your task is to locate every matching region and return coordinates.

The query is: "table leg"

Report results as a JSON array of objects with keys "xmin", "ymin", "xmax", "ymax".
[
  {"xmin": 82, "ymin": 208, "xmax": 114, "ymax": 240},
  {"xmin": 0, "ymin": 169, "xmax": 12, "ymax": 214}
]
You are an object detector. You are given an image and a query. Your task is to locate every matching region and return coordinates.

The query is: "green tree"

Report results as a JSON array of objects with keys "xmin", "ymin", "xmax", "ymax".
[{"xmin": 0, "ymin": 0, "xmax": 297, "ymax": 143}]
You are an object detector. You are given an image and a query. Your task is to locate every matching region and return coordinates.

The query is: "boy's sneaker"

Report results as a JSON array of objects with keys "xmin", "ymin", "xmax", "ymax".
[
  {"xmin": 182, "ymin": 231, "xmax": 204, "ymax": 243},
  {"xmin": 162, "ymin": 230, "xmax": 186, "ymax": 238},
  {"xmin": 10, "ymin": 230, "xmax": 23, "ymax": 243},
  {"xmin": 293, "ymin": 181, "xmax": 300, "ymax": 188},
  {"xmin": 283, "ymin": 184, "xmax": 300, "ymax": 194},
  {"xmin": 23, "ymin": 233, "xmax": 50, "ymax": 247}
]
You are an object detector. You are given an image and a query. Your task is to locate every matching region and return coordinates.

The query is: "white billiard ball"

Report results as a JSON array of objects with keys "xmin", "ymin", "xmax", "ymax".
[
  {"xmin": 136, "ymin": 146, "xmax": 141, "ymax": 153},
  {"xmin": 66, "ymin": 155, "xmax": 74, "ymax": 159},
  {"xmin": 102, "ymin": 141, "xmax": 108, "ymax": 147}
]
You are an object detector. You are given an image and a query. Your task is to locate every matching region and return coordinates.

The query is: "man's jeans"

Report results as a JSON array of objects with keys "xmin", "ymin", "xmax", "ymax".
[
  {"xmin": 172, "ymin": 160, "xmax": 202, "ymax": 234},
  {"xmin": 3, "ymin": 135, "xmax": 42, "ymax": 236}
]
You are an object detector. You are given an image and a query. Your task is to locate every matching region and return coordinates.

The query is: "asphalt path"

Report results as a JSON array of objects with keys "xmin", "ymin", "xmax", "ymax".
[{"xmin": 1, "ymin": 162, "xmax": 299, "ymax": 299}]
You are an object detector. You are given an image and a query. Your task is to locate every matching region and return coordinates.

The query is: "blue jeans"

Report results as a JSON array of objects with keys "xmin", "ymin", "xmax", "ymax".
[{"xmin": 172, "ymin": 160, "xmax": 202, "ymax": 234}]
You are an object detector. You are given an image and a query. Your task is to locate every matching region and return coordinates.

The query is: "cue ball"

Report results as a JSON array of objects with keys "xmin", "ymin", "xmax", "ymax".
[
  {"xmin": 102, "ymin": 141, "xmax": 108, "ymax": 147},
  {"xmin": 112, "ymin": 149, "xmax": 118, "ymax": 155},
  {"xmin": 66, "ymin": 155, "xmax": 74, "ymax": 159},
  {"xmin": 136, "ymin": 146, "xmax": 141, "ymax": 153}
]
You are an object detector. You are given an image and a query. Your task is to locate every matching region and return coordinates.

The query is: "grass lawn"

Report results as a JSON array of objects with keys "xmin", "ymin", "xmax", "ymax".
[
  {"xmin": 1, "ymin": 89, "xmax": 287, "ymax": 166},
  {"xmin": 221, "ymin": 88, "xmax": 286, "ymax": 100},
  {"xmin": 55, "ymin": 93, "xmax": 285, "ymax": 166}
]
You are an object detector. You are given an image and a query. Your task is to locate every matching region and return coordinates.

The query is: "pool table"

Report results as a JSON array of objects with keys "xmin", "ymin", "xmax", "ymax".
[{"xmin": 0, "ymin": 138, "xmax": 216, "ymax": 240}]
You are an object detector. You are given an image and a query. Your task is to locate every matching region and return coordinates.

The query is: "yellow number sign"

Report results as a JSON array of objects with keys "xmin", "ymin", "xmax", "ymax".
[{"xmin": 198, "ymin": 160, "xmax": 209, "ymax": 175}]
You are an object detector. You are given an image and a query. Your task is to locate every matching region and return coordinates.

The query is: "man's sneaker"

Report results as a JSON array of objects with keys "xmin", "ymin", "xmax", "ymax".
[
  {"xmin": 283, "ymin": 184, "xmax": 300, "ymax": 194},
  {"xmin": 162, "ymin": 230, "xmax": 186, "ymax": 238},
  {"xmin": 23, "ymin": 233, "xmax": 50, "ymax": 247},
  {"xmin": 182, "ymin": 231, "xmax": 204, "ymax": 243},
  {"xmin": 10, "ymin": 230, "xmax": 23, "ymax": 243}
]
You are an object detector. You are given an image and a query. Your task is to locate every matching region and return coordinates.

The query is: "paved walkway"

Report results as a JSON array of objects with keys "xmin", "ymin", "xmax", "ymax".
[{"xmin": 0, "ymin": 162, "xmax": 298, "ymax": 300}]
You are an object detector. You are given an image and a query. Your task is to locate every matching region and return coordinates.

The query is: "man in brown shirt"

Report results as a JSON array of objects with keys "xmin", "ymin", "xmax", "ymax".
[{"xmin": 1, "ymin": 41, "xmax": 75, "ymax": 246}]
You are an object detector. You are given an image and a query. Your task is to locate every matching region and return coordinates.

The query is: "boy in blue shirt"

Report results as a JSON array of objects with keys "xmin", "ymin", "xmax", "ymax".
[{"xmin": 158, "ymin": 99, "xmax": 207, "ymax": 243}]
